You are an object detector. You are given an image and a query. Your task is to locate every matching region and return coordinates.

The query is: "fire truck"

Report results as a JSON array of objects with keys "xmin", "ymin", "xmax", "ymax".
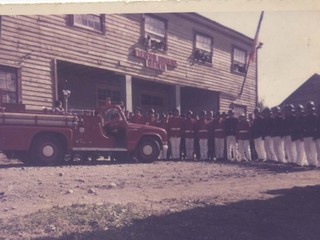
[{"xmin": 0, "ymin": 102, "xmax": 167, "ymax": 165}]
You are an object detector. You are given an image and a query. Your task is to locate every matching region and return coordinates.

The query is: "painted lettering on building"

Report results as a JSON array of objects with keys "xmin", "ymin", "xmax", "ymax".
[{"xmin": 134, "ymin": 48, "xmax": 178, "ymax": 71}]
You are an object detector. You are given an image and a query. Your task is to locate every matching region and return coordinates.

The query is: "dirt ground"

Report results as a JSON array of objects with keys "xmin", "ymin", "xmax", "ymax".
[{"xmin": 0, "ymin": 154, "xmax": 320, "ymax": 239}]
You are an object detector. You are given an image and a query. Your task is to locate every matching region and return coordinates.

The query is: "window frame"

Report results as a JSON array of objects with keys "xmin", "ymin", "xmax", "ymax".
[
  {"xmin": 143, "ymin": 14, "xmax": 168, "ymax": 52},
  {"xmin": 231, "ymin": 46, "xmax": 247, "ymax": 75},
  {"xmin": 231, "ymin": 103, "xmax": 247, "ymax": 118},
  {"xmin": 139, "ymin": 89, "xmax": 166, "ymax": 108},
  {"xmin": 71, "ymin": 14, "xmax": 105, "ymax": 33},
  {"xmin": 0, "ymin": 65, "xmax": 20, "ymax": 104},
  {"xmin": 96, "ymin": 84, "xmax": 121, "ymax": 107},
  {"xmin": 193, "ymin": 32, "xmax": 213, "ymax": 65}
]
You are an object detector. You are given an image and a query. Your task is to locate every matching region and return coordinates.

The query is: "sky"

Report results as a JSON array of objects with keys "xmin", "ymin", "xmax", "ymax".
[
  {"xmin": 201, "ymin": 10, "xmax": 320, "ymax": 107},
  {"xmin": 1, "ymin": 1, "xmax": 320, "ymax": 107}
]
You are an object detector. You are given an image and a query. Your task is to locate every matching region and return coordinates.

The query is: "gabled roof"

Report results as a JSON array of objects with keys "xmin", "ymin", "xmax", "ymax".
[{"xmin": 281, "ymin": 73, "xmax": 320, "ymax": 106}]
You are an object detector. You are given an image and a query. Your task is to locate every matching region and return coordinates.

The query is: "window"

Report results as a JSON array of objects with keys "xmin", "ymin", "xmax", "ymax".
[
  {"xmin": 141, "ymin": 93, "xmax": 164, "ymax": 107},
  {"xmin": 232, "ymin": 104, "xmax": 247, "ymax": 118},
  {"xmin": 72, "ymin": 14, "xmax": 103, "ymax": 32},
  {"xmin": 97, "ymin": 87, "xmax": 121, "ymax": 106},
  {"xmin": 193, "ymin": 33, "xmax": 213, "ymax": 64},
  {"xmin": 232, "ymin": 47, "xmax": 247, "ymax": 74},
  {"xmin": 0, "ymin": 66, "xmax": 18, "ymax": 104},
  {"xmin": 144, "ymin": 15, "xmax": 166, "ymax": 52}
]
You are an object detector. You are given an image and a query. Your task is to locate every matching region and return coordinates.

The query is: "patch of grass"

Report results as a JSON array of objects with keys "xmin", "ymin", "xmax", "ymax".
[{"xmin": 0, "ymin": 203, "xmax": 149, "ymax": 240}]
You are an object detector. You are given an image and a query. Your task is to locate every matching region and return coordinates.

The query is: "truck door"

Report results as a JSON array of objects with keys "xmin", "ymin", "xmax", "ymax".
[{"xmin": 102, "ymin": 107, "xmax": 127, "ymax": 148}]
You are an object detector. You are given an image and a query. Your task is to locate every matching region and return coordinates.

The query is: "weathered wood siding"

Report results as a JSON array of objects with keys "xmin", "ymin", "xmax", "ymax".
[{"xmin": 0, "ymin": 13, "xmax": 257, "ymax": 112}]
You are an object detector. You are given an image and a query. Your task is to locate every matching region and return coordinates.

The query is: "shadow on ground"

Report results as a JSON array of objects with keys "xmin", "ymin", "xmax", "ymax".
[{"xmin": 35, "ymin": 184, "xmax": 320, "ymax": 240}]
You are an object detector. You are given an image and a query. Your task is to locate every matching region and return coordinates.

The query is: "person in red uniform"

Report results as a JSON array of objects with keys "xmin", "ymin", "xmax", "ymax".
[
  {"xmin": 157, "ymin": 113, "xmax": 169, "ymax": 160},
  {"xmin": 212, "ymin": 112, "xmax": 226, "ymax": 161},
  {"xmin": 183, "ymin": 110, "xmax": 196, "ymax": 160},
  {"xmin": 236, "ymin": 114, "xmax": 251, "ymax": 161},
  {"xmin": 167, "ymin": 108, "xmax": 183, "ymax": 160},
  {"xmin": 130, "ymin": 107, "xmax": 145, "ymax": 125},
  {"xmin": 196, "ymin": 110, "xmax": 209, "ymax": 161},
  {"xmin": 145, "ymin": 108, "xmax": 158, "ymax": 126}
]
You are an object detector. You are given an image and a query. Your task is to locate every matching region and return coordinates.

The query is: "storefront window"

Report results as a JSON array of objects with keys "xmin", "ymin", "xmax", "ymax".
[
  {"xmin": 193, "ymin": 33, "xmax": 213, "ymax": 64},
  {"xmin": 144, "ymin": 15, "xmax": 167, "ymax": 52},
  {"xmin": 0, "ymin": 66, "xmax": 18, "ymax": 104},
  {"xmin": 141, "ymin": 93, "xmax": 164, "ymax": 107},
  {"xmin": 97, "ymin": 88, "xmax": 121, "ymax": 106},
  {"xmin": 232, "ymin": 47, "xmax": 247, "ymax": 74}
]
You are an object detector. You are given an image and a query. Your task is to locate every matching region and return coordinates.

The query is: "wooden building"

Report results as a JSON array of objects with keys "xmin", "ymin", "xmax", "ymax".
[
  {"xmin": 0, "ymin": 13, "xmax": 258, "ymax": 116},
  {"xmin": 281, "ymin": 73, "xmax": 320, "ymax": 107}
]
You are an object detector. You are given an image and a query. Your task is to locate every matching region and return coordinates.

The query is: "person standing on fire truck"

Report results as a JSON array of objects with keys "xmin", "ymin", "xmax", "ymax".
[{"xmin": 167, "ymin": 108, "xmax": 183, "ymax": 160}]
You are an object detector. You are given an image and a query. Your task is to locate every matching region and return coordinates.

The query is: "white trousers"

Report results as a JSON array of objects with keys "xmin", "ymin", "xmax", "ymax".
[
  {"xmin": 254, "ymin": 137, "xmax": 266, "ymax": 160},
  {"xmin": 272, "ymin": 136, "xmax": 286, "ymax": 163},
  {"xmin": 304, "ymin": 137, "xmax": 317, "ymax": 166},
  {"xmin": 215, "ymin": 138, "xmax": 225, "ymax": 159},
  {"xmin": 199, "ymin": 139, "xmax": 208, "ymax": 160},
  {"xmin": 284, "ymin": 136, "xmax": 296, "ymax": 163},
  {"xmin": 264, "ymin": 136, "xmax": 277, "ymax": 161},
  {"xmin": 226, "ymin": 136, "xmax": 237, "ymax": 161},
  {"xmin": 159, "ymin": 145, "xmax": 168, "ymax": 160},
  {"xmin": 169, "ymin": 137, "xmax": 181, "ymax": 159},
  {"xmin": 185, "ymin": 138, "xmax": 194, "ymax": 160},
  {"xmin": 238, "ymin": 139, "xmax": 251, "ymax": 161},
  {"xmin": 294, "ymin": 140, "xmax": 307, "ymax": 166}
]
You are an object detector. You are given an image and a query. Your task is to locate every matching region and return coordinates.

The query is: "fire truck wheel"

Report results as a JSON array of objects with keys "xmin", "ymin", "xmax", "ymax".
[
  {"xmin": 31, "ymin": 135, "xmax": 65, "ymax": 165},
  {"xmin": 137, "ymin": 137, "xmax": 160, "ymax": 163}
]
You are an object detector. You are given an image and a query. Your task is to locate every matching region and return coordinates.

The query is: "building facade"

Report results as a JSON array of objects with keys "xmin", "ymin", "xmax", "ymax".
[{"xmin": 0, "ymin": 13, "xmax": 258, "ymax": 115}]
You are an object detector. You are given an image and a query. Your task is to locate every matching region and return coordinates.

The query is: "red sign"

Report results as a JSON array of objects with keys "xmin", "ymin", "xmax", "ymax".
[{"xmin": 134, "ymin": 48, "xmax": 178, "ymax": 71}]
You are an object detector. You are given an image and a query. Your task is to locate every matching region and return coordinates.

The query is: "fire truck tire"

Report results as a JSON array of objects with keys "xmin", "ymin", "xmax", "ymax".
[
  {"xmin": 136, "ymin": 137, "xmax": 160, "ymax": 163},
  {"xmin": 31, "ymin": 135, "xmax": 65, "ymax": 165}
]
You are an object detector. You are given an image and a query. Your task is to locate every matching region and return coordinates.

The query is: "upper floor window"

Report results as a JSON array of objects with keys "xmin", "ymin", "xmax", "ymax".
[
  {"xmin": 0, "ymin": 66, "xmax": 18, "ymax": 104},
  {"xmin": 232, "ymin": 47, "xmax": 247, "ymax": 74},
  {"xmin": 144, "ymin": 15, "xmax": 167, "ymax": 52},
  {"xmin": 72, "ymin": 14, "xmax": 103, "ymax": 32},
  {"xmin": 193, "ymin": 33, "xmax": 213, "ymax": 64}
]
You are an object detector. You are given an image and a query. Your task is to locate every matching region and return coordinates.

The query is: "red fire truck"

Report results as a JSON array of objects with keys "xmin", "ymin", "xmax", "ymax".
[{"xmin": 0, "ymin": 103, "xmax": 167, "ymax": 165}]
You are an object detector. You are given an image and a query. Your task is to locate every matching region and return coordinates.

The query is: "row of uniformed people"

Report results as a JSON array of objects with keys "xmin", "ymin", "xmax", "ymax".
[
  {"xmin": 252, "ymin": 101, "xmax": 320, "ymax": 167},
  {"xmin": 128, "ymin": 107, "xmax": 251, "ymax": 162},
  {"xmin": 128, "ymin": 102, "xmax": 320, "ymax": 167}
]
